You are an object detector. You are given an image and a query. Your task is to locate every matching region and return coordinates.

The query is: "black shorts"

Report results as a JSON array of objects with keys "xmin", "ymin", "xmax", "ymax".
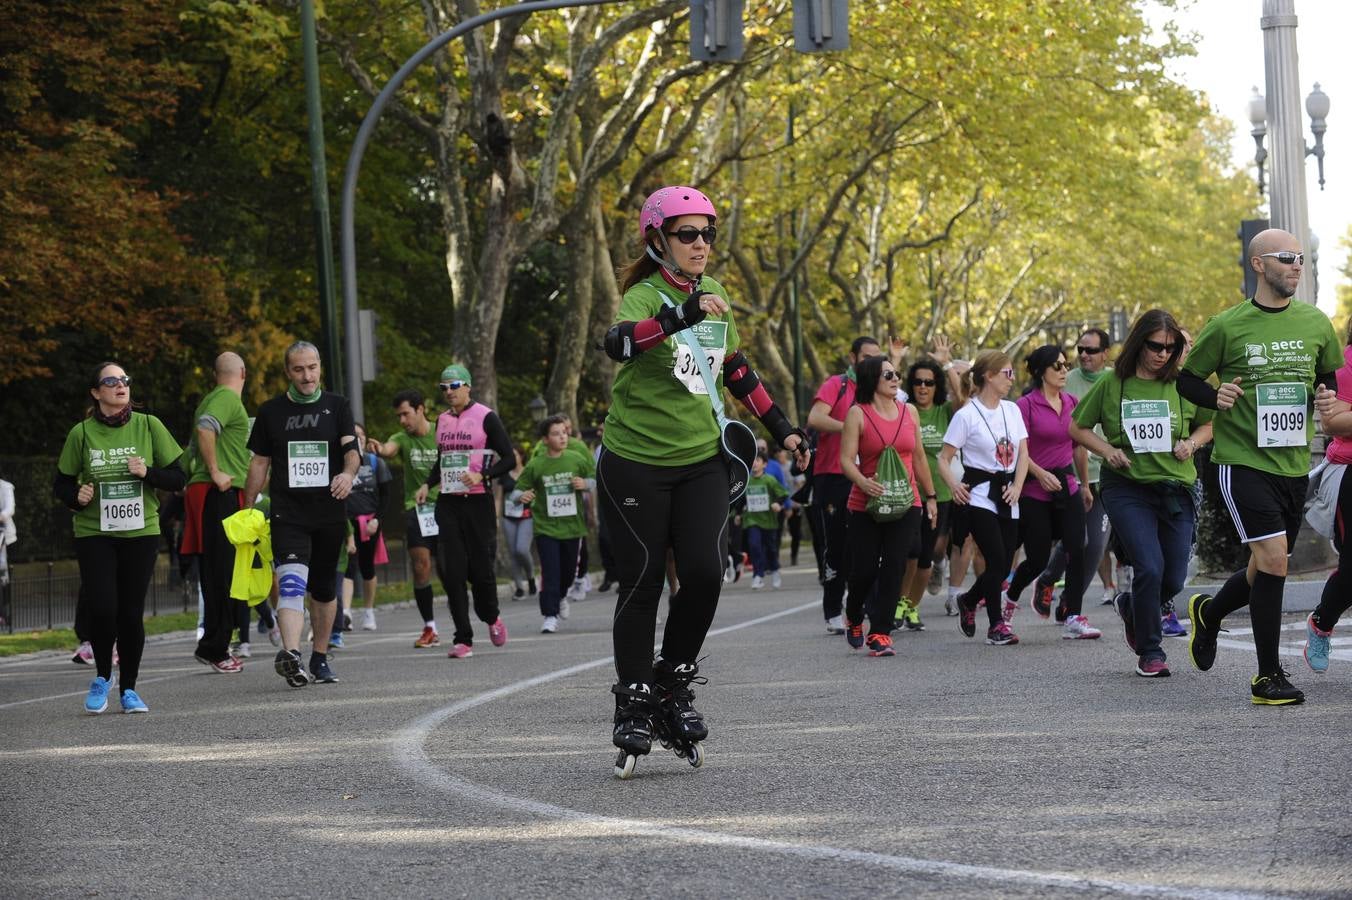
[
  {"xmin": 404, "ymin": 507, "xmax": 439, "ymax": 552},
  {"xmin": 271, "ymin": 516, "xmax": 346, "ymax": 601},
  {"xmin": 1216, "ymin": 463, "xmax": 1307, "ymax": 547},
  {"xmin": 910, "ymin": 500, "xmax": 952, "ymax": 565}
]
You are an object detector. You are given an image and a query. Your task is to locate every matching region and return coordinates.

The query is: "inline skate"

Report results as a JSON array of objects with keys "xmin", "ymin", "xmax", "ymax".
[
  {"xmin": 611, "ymin": 682, "xmax": 656, "ymax": 779},
  {"xmin": 652, "ymin": 659, "xmax": 707, "ymax": 769}
]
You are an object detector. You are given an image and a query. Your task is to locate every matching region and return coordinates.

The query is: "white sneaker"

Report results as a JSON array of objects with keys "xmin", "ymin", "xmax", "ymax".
[
  {"xmin": 235, "ymin": 641, "xmax": 252, "ymax": 658},
  {"xmin": 751, "ymin": 575, "xmax": 764, "ymax": 590},
  {"xmin": 559, "ymin": 597, "xmax": 570, "ymax": 620},
  {"xmin": 770, "ymin": 571, "xmax": 782, "ymax": 589},
  {"xmin": 196, "ymin": 626, "xmax": 205, "ymax": 641},
  {"xmin": 541, "ymin": 616, "xmax": 559, "ymax": 634},
  {"xmin": 1062, "ymin": 614, "xmax": 1102, "ymax": 640},
  {"xmin": 268, "ymin": 625, "xmax": 282, "ymax": 647},
  {"xmin": 1100, "ymin": 588, "xmax": 1116, "ymax": 606},
  {"xmin": 566, "ymin": 581, "xmax": 584, "ymax": 602},
  {"xmin": 581, "ymin": 574, "xmax": 593, "ymax": 593},
  {"xmin": 362, "ymin": 608, "xmax": 377, "ymax": 631},
  {"xmin": 724, "ymin": 558, "xmax": 736, "ymax": 583},
  {"xmin": 826, "ymin": 615, "xmax": 845, "ymax": 634}
]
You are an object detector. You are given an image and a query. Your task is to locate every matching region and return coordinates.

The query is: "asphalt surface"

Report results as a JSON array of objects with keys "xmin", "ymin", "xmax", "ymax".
[{"xmin": 2, "ymin": 567, "xmax": 1350, "ymax": 900}]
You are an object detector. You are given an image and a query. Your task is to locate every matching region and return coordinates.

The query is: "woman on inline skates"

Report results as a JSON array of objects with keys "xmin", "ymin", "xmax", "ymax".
[{"xmin": 597, "ymin": 185, "xmax": 810, "ymax": 778}]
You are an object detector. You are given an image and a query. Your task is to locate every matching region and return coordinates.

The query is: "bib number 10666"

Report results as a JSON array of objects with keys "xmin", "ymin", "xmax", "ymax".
[{"xmin": 100, "ymin": 481, "xmax": 144, "ymax": 532}]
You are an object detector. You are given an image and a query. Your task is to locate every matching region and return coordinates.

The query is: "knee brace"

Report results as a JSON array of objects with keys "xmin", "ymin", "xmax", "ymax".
[{"xmin": 276, "ymin": 563, "xmax": 309, "ymax": 613}]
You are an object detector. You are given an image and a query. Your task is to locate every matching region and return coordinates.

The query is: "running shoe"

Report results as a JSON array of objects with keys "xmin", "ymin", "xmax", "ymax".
[
  {"xmin": 233, "ymin": 641, "xmax": 252, "ymax": 659},
  {"xmin": 362, "ymin": 608, "xmax": 377, "ymax": 631},
  {"xmin": 84, "ymin": 676, "xmax": 111, "ymax": 714},
  {"xmin": 72, "ymin": 642, "xmax": 94, "ymax": 666},
  {"xmin": 927, "ymin": 559, "xmax": 946, "ymax": 596},
  {"xmin": 1304, "ymin": 614, "xmax": 1332, "ymax": 674},
  {"xmin": 310, "ymin": 657, "xmax": 339, "ymax": 684},
  {"xmin": 274, "ymin": 649, "xmax": 310, "ymax": 688},
  {"xmin": 986, "ymin": 622, "xmax": 1018, "ymax": 646},
  {"xmin": 751, "ymin": 575, "xmax": 764, "ymax": 590},
  {"xmin": 119, "ymin": 688, "xmax": 149, "ymax": 713},
  {"xmin": 1135, "ymin": 657, "xmax": 1171, "ymax": 678},
  {"xmin": 541, "ymin": 616, "xmax": 559, "ymax": 634},
  {"xmin": 958, "ymin": 593, "xmax": 977, "ymax": 639},
  {"xmin": 1061, "ymin": 614, "xmax": 1102, "ymax": 640},
  {"xmin": 846, "ymin": 620, "xmax": 865, "ymax": 650},
  {"xmin": 559, "ymin": 597, "xmax": 570, "ymax": 620},
  {"xmin": 528, "ymin": 580, "xmax": 537, "ymax": 596},
  {"xmin": 1186, "ymin": 593, "xmax": 1218, "ymax": 672},
  {"xmin": 1161, "ymin": 611, "xmax": 1188, "ymax": 638},
  {"xmin": 328, "ymin": 632, "xmax": 345, "ymax": 650},
  {"xmin": 723, "ymin": 557, "xmax": 736, "ymax": 584},
  {"xmin": 866, "ymin": 633, "xmax": 896, "ymax": 657},
  {"xmin": 1251, "ymin": 668, "xmax": 1304, "ymax": 706},
  {"xmin": 1001, "ymin": 595, "xmax": 1017, "ymax": 626},
  {"xmin": 447, "ymin": 642, "xmax": 473, "ymax": 659},
  {"xmin": 414, "ymin": 626, "xmax": 440, "ymax": 648},
  {"xmin": 1053, "ymin": 599, "xmax": 1069, "ymax": 625},
  {"xmin": 1114, "ymin": 591, "xmax": 1136, "ymax": 653},
  {"xmin": 945, "ymin": 587, "xmax": 959, "ymax": 617},
  {"xmin": 196, "ymin": 652, "xmax": 243, "ymax": 674},
  {"xmin": 342, "ymin": 612, "xmax": 354, "ymax": 632},
  {"xmin": 899, "ymin": 599, "xmax": 925, "ymax": 632},
  {"xmin": 771, "ymin": 571, "xmax": 782, "ymax": 589},
  {"xmin": 513, "ymin": 586, "xmax": 526, "ymax": 600},
  {"xmin": 1032, "ymin": 580, "xmax": 1054, "ymax": 619},
  {"xmin": 489, "ymin": 617, "xmax": 509, "ymax": 647},
  {"xmin": 599, "ymin": 579, "xmax": 614, "ymax": 592},
  {"xmin": 825, "ymin": 615, "xmax": 845, "ymax": 635},
  {"xmin": 267, "ymin": 625, "xmax": 282, "ymax": 647},
  {"xmin": 1100, "ymin": 588, "xmax": 1116, "ymax": 606}
]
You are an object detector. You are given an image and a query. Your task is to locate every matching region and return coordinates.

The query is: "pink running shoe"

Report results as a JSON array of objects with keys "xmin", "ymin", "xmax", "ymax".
[
  {"xmin": 1001, "ymin": 596, "xmax": 1017, "ymax": 626},
  {"xmin": 489, "ymin": 617, "xmax": 509, "ymax": 647},
  {"xmin": 447, "ymin": 642, "xmax": 473, "ymax": 659}
]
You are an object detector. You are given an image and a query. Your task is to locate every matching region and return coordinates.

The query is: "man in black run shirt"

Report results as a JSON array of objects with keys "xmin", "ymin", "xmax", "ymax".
[{"xmin": 242, "ymin": 342, "xmax": 360, "ymax": 687}]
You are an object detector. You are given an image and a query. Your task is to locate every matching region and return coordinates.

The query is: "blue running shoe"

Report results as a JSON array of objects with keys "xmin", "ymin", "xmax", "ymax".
[
  {"xmin": 1305, "ymin": 614, "xmax": 1332, "ymax": 674},
  {"xmin": 84, "ymin": 676, "xmax": 111, "ymax": 715},
  {"xmin": 1161, "ymin": 611, "xmax": 1188, "ymax": 638},
  {"xmin": 119, "ymin": 689, "xmax": 149, "ymax": 713},
  {"xmin": 329, "ymin": 632, "xmax": 345, "ymax": 649}
]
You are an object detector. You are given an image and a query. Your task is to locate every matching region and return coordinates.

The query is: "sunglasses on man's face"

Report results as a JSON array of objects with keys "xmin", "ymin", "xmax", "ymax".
[
  {"xmin": 911, "ymin": 378, "xmax": 937, "ymax": 387},
  {"xmin": 1077, "ymin": 345, "xmax": 1103, "ymax": 355},
  {"xmin": 666, "ymin": 226, "xmax": 718, "ymax": 245},
  {"xmin": 98, "ymin": 375, "xmax": 131, "ymax": 388},
  {"xmin": 439, "ymin": 381, "xmax": 466, "ymax": 392},
  {"xmin": 1144, "ymin": 339, "xmax": 1177, "ymax": 355},
  {"xmin": 1260, "ymin": 251, "xmax": 1304, "ymax": 265}
]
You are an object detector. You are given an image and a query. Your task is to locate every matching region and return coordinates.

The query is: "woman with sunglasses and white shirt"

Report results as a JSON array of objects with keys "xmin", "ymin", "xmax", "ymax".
[
  {"xmin": 1004, "ymin": 346, "xmax": 1100, "ymax": 639},
  {"xmin": 938, "ymin": 351, "xmax": 1029, "ymax": 646},
  {"xmin": 598, "ymin": 185, "xmax": 810, "ymax": 777},
  {"xmin": 53, "ymin": 362, "xmax": 186, "ymax": 714}
]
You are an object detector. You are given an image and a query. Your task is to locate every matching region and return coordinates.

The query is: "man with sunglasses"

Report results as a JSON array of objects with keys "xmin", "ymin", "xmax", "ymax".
[
  {"xmin": 807, "ymin": 336, "xmax": 884, "ymax": 634},
  {"xmin": 413, "ymin": 364, "xmax": 515, "ymax": 658},
  {"xmin": 1178, "ymin": 228, "xmax": 1342, "ymax": 705}
]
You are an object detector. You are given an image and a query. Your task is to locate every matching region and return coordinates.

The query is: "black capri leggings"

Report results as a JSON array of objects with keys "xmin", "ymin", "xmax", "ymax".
[
  {"xmin": 74, "ymin": 534, "xmax": 159, "ymax": 690},
  {"xmin": 909, "ymin": 500, "xmax": 952, "ymax": 568},
  {"xmin": 1009, "ymin": 494, "xmax": 1087, "ymax": 616},
  {"xmin": 966, "ymin": 507, "xmax": 1018, "ymax": 628},
  {"xmin": 597, "ymin": 448, "xmax": 728, "ymax": 685},
  {"xmin": 847, "ymin": 508, "xmax": 921, "ymax": 635}
]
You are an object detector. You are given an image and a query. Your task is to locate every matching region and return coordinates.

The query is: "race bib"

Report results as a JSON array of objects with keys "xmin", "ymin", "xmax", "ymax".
[
  {"xmin": 745, "ymin": 486, "xmax": 770, "ymax": 513},
  {"xmin": 440, "ymin": 451, "xmax": 470, "ymax": 493},
  {"xmin": 673, "ymin": 320, "xmax": 728, "ymax": 395},
  {"xmin": 287, "ymin": 441, "xmax": 329, "ymax": 488},
  {"xmin": 503, "ymin": 495, "xmax": 526, "ymax": 518},
  {"xmin": 415, "ymin": 503, "xmax": 439, "ymax": 537},
  {"xmin": 545, "ymin": 483, "xmax": 577, "ymax": 518},
  {"xmin": 99, "ymin": 481, "xmax": 144, "ymax": 532},
  {"xmin": 1121, "ymin": 400, "xmax": 1171, "ymax": 454},
  {"xmin": 1256, "ymin": 383, "xmax": 1308, "ymax": 448}
]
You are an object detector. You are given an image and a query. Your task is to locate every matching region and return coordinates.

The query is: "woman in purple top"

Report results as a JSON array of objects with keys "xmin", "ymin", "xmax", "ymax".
[{"xmin": 1007, "ymin": 345, "xmax": 1101, "ymax": 639}]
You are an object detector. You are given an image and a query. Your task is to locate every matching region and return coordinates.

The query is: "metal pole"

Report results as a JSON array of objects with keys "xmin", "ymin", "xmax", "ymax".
[
  {"xmin": 339, "ymin": 0, "xmax": 625, "ymax": 424},
  {"xmin": 302, "ymin": 0, "xmax": 345, "ymax": 387},
  {"xmin": 786, "ymin": 103, "xmax": 804, "ymax": 420},
  {"xmin": 1260, "ymin": 0, "xmax": 1314, "ymax": 304}
]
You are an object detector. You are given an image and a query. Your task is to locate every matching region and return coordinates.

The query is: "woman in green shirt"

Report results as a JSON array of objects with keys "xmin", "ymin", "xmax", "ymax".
[
  {"xmin": 53, "ymin": 362, "xmax": 186, "ymax": 714},
  {"xmin": 1069, "ymin": 310, "xmax": 1212, "ymax": 678}
]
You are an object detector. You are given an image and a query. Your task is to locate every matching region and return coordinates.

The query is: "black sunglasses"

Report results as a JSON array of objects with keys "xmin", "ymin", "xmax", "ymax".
[
  {"xmin": 881, "ymin": 370, "xmax": 900, "ymax": 381},
  {"xmin": 1049, "ymin": 361, "xmax": 1070, "ymax": 372},
  {"xmin": 439, "ymin": 380, "xmax": 467, "ymax": 391},
  {"xmin": 1076, "ymin": 345, "xmax": 1103, "ymax": 355},
  {"xmin": 1260, "ymin": 251, "xmax": 1304, "ymax": 265},
  {"xmin": 911, "ymin": 377, "xmax": 936, "ymax": 387},
  {"xmin": 98, "ymin": 375, "xmax": 131, "ymax": 388},
  {"xmin": 666, "ymin": 226, "xmax": 718, "ymax": 245},
  {"xmin": 1143, "ymin": 339, "xmax": 1177, "ymax": 354}
]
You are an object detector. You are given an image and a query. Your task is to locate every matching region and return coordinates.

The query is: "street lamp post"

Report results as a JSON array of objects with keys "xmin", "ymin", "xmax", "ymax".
[{"xmin": 528, "ymin": 394, "xmax": 548, "ymax": 424}]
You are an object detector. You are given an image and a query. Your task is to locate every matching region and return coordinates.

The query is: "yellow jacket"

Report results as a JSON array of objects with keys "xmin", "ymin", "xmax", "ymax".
[{"xmin": 222, "ymin": 508, "xmax": 273, "ymax": 606}]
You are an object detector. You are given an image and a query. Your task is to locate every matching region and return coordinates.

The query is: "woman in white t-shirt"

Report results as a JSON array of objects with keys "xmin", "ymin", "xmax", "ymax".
[{"xmin": 938, "ymin": 350, "xmax": 1029, "ymax": 646}]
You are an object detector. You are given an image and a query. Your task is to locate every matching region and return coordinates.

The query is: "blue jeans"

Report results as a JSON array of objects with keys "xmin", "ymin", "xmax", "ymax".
[
  {"xmin": 535, "ymin": 535, "xmax": 580, "ymax": 618},
  {"xmin": 746, "ymin": 527, "xmax": 779, "ymax": 577},
  {"xmin": 1099, "ymin": 473, "xmax": 1195, "ymax": 662}
]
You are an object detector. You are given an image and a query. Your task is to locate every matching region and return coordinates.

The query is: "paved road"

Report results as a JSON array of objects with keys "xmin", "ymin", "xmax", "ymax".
[{"xmin": 2, "ymin": 569, "xmax": 1349, "ymax": 899}]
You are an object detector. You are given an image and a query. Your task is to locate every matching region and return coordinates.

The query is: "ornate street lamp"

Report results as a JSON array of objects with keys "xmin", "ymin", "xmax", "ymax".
[
  {"xmin": 1249, "ymin": 87, "xmax": 1268, "ymax": 198},
  {"xmin": 1247, "ymin": 83, "xmax": 1331, "ymax": 198}
]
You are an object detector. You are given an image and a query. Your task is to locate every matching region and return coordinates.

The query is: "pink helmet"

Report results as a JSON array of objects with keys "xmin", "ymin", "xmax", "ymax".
[{"xmin": 638, "ymin": 185, "xmax": 716, "ymax": 240}]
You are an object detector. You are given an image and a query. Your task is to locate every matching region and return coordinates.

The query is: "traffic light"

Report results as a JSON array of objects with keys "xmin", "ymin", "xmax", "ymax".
[
  {"xmin": 792, "ymin": 0, "xmax": 849, "ymax": 52},
  {"xmin": 690, "ymin": 0, "xmax": 744, "ymax": 62}
]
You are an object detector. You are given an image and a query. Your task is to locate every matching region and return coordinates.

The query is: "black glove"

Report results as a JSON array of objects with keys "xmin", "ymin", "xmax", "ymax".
[{"xmin": 654, "ymin": 291, "xmax": 711, "ymax": 336}]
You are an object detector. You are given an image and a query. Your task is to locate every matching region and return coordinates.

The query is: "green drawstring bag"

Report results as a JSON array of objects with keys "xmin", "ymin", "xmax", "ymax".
[{"xmin": 866, "ymin": 445, "xmax": 915, "ymax": 522}]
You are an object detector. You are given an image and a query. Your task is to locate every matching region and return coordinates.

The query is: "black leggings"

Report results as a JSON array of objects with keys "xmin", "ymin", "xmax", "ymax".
[
  {"xmin": 1313, "ymin": 466, "xmax": 1352, "ymax": 632},
  {"xmin": 846, "ymin": 508, "xmax": 920, "ymax": 635},
  {"xmin": 811, "ymin": 473, "xmax": 852, "ymax": 620},
  {"xmin": 75, "ymin": 534, "xmax": 159, "ymax": 690},
  {"xmin": 1009, "ymin": 494, "xmax": 1087, "ymax": 615},
  {"xmin": 433, "ymin": 493, "xmax": 501, "ymax": 646},
  {"xmin": 966, "ymin": 508, "xmax": 1018, "ymax": 627},
  {"xmin": 347, "ymin": 517, "xmax": 382, "ymax": 581},
  {"xmin": 597, "ymin": 448, "xmax": 728, "ymax": 685}
]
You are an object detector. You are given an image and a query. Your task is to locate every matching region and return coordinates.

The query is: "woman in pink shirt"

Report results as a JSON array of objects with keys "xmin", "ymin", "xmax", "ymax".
[
  {"xmin": 1007, "ymin": 345, "xmax": 1101, "ymax": 640},
  {"xmin": 1307, "ymin": 325, "xmax": 1352, "ymax": 672}
]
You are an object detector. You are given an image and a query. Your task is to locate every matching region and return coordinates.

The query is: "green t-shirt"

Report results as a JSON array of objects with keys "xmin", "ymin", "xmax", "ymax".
[
  {"xmin": 389, "ymin": 428, "xmax": 440, "ymax": 510},
  {"xmin": 186, "ymin": 386, "xmax": 251, "ymax": 486},
  {"xmin": 1183, "ymin": 299, "xmax": 1342, "ymax": 478},
  {"xmin": 741, "ymin": 472, "xmax": 788, "ymax": 530},
  {"xmin": 1072, "ymin": 374, "xmax": 1212, "ymax": 485},
  {"xmin": 57, "ymin": 412, "xmax": 183, "ymax": 539},
  {"xmin": 1066, "ymin": 366, "xmax": 1109, "ymax": 483},
  {"xmin": 603, "ymin": 272, "xmax": 742, "ymax": 467},
  {"xmin": 515, "ymin": 449, "xmax": 596, "ymax": 539},
  {"xmin": 915, "ymin": 401, "xmax": 954, "ymax": 502}
]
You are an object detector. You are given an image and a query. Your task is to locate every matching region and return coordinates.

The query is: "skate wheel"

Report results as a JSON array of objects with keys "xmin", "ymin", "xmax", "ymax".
[
  {"xmin": 687, "ymin": 742, "xmax": 704, "ymax": 768},
  {"xmin": 614, "ymin": 751, "xmax": 638, "ymax": 779}
]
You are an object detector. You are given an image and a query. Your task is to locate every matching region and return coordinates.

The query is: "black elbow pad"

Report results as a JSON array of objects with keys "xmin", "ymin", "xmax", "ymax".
[{"xmin": 722, "ymin": 351, "xmax": 760, "ymax": 400}]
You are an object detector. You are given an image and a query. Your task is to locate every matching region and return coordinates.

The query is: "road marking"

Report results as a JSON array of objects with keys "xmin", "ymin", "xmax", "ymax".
[{"xmin": 393, "ymin": 601, "xmax": 1277, "ymax": 900}]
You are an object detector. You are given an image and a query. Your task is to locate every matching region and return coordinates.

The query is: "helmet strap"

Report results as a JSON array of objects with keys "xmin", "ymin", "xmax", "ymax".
[{"xmin": 646, "ymin": 236, "xmax": 698, "ymax": 287}]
